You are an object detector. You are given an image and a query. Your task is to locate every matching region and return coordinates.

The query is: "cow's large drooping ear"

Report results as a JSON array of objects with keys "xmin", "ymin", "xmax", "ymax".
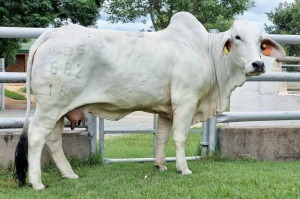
[
  {"xmin": 261, "ymin": 38, "xmax": 286, "ymax": 58},
  {"xmin": 222, "ymin": 36, "xmax": 232, "ymax": 57}
]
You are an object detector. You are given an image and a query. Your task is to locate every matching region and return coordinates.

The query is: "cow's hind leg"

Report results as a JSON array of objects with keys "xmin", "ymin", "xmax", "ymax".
[
  {"xmin": 28, "ymin": 117, "xmax": 56, "ymax": 190},
  {"xmin": 154, "ymin": 115, "xmax": 172, "ymax": 171},
  {"xmin": 46, "ymin": 117, "xmax": 78, "ymax": 179}
]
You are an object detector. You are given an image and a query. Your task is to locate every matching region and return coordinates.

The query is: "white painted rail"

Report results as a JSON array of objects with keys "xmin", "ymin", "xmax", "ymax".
[{"xmin": 0, "ymin": 27, "xmax": 48, "ymax": 38}]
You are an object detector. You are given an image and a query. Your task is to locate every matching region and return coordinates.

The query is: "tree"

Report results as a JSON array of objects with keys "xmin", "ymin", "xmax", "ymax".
[
  {"xmin": 0, "ymin": 0, "xmax": 104, "ymax": 68},
  {"xmin": 265, "ymin": 0, "xmax": 300, "ymax": 56},
  {"xmin": 105, "ymin": 0, "xmax": 254, "ymax": 31}
]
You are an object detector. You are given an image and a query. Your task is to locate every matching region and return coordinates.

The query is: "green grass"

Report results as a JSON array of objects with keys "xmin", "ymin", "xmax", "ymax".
[
  {"xmin": 104, "ymin": 133, "xmax": 201, "ymax": 159},
  {"xmin": 1, "ymin": 133, "xmax": 300, "ymax": 198},
  {"xmin": 4, "ymin": 89, "xmax": 26, "ymax": 100},
  {"xmin": 19, "ymin": 87, "xmax": 33, "ymax": 94}
]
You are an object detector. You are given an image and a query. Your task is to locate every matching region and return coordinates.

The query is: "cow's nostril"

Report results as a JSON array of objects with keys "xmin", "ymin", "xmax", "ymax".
[{"xmin": 252, "ymin": 61, "xmax": 265, "ymax": 72}]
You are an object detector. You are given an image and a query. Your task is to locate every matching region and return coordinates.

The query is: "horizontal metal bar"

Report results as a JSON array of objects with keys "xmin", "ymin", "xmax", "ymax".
[
  {"xmin": 0, "ymin": 118, "xmax": 25, "ymax": 129},
  {"xmin": 217, "ymin": 111, "xmax": 300, "ymax": 123},
  {"xmin": 282, "ymin": 65, "xmax": 300, "ymax": 67},
  {"xmin": 247, "ymin": 72, "xmax": 300, "ymax": 82},
  {"xmin": 264, "ymin": 34, "xmax": 300, "ymax": 44},
  {"xmin": 0, "ymin": 27, "xmax": 298, "ymax": 45},
  {"xmin": 2, "ymin": 72, "xmax": 299, "ymax": 84},
  {"xmin": 0, "ymin": 72, "xmax": 26, "ymax": 83},
  {"xmin": 104, "ymin": 130, "xmax": 156, "ymax": 134},
  {"xmin": 277, "ymin": 56, "xmax": 300, "ymax": 62},
  {"xmin": 0, "ymin": 117, "xmax": 84, "ymax": 129},
  {"xmin": 0, "ymin": 27, "xmax": 48, "ymax": 38},
  {"xmin": 104, "ymin": 156, "xmax": 201, "ymax": 164},
  {"xmin": 0, "ymin": 27, "xmax": 296, "ymax": 45}
]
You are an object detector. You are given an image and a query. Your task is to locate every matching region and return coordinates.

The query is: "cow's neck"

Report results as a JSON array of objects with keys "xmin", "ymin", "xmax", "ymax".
[{"xmin": 209, "ymin": 32, "xmax": 247, "ymax": 114}]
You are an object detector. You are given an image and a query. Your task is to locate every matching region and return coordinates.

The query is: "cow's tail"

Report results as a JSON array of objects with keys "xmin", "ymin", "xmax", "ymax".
[
  {"xmin": 14, "ymin": 123, "xmax": 29, "ymax": 187},
  {"xmin": 14, "ymin": 29, "xmax": 52, "ymax": 187}
]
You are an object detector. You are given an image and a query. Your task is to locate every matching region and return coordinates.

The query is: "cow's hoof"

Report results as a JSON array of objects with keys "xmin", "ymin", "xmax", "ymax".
[
  {"xmin": 63, "ymin": 173, "xmax": 79, "ymax": 179},
  {"xmin": 29, "ymin": 182, "xmax": 46, "ymax": 191},
  {"xmin": 177, "ymin": 168, "xmax": 192, "ymax": 175},
  {"xmin": 154, "ymin": 164, "xmax": 168, "ymax": 171}
]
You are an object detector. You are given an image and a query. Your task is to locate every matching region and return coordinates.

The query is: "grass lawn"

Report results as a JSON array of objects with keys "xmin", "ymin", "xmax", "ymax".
[
  {"xmin": 4, "ymin": 89, "xmax": 26, "ymax": 100},
  {"xmin": 1, "ymin": 133, "xmax": 300, "ymax": 198}
]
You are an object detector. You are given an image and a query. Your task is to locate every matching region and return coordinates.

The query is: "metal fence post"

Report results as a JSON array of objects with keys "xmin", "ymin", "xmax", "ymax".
[
  {"xmin": 87, "ymin": 114, "xmax": 97, "ymax": 154},
  {"xmin": 201, "ymin": 121, "xmax": 209, "ymax": 156},
  {"xmin": 0, "ymin": 58, "xmax": 5, "ymax": 110},
  {"xmin": 98, "ymin": 117, "xmax": 105, "ymax": 163},
  {"xmin": 208, "ymin": 116, "xmax": 217, "ymax": 154},
  {"xmin": 152, "ymin": 114, "xmax": 158, "ymax": 157},
  {"xmin": 202, "ymin": 116, "xmax": 218, "ymax": 156}
]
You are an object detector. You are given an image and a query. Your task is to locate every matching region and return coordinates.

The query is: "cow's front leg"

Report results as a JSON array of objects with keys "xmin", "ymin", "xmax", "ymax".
[
  {"xmin": 154, "ymin": 115, "xmax": 172, "ymax": 171},
  {"xmin": 172, "ymin": 100, "xmax": 197, "ymax": 175}
]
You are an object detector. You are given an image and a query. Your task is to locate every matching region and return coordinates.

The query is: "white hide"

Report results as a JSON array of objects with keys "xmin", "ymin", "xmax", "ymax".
[{"xmin": 24, "ymin": 12, "xmax": 285, "ymax": 190}]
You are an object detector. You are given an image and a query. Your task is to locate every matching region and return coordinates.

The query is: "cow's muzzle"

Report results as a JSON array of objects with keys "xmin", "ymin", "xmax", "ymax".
[{"xmin": 252, "ymin": 61, "xmax": 265, "ymax": 73}]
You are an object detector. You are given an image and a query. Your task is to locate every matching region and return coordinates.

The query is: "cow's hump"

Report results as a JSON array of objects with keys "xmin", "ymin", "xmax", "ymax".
[{"xmin": 167, "ymin": 12, "xmax": 206, "ymax": 34}]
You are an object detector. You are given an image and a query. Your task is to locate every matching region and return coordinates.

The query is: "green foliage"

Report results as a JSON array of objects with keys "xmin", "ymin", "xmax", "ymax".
[
  {"xmin": 51, "ymin": 0, "xmax": 104, "ymax": 27},
  {"xmin": 0, "ymin": 0, "xmax": 54, "ymax": 67},
  {"xmin": 265, "ymin": 0, "xmax": 300, "ymax": 56},
  {"xmin": 0, "ymin": 39, "xmax": 23, "ymax": 68},
  {"xmin": 4, "ymin": 89, "xmax": 26, "ymax": 100},
  {"xmin": 105, "ymin": 0, "xmax": 254, "ymax": 31},
  {"xmin": 0, "ymin": 0, "xmax": 104, "ymax": 67}
]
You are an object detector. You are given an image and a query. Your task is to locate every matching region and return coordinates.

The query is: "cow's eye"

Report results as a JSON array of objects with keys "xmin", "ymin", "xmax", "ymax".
[{"xmin": 235, "ymin": 35, "xmax": 241, "ymax": 40}]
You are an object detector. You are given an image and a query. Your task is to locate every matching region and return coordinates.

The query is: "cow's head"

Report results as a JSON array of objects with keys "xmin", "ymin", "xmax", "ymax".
[{"xmin": 222, "ymin": 19, "xmax": 285, "ymax": 76}]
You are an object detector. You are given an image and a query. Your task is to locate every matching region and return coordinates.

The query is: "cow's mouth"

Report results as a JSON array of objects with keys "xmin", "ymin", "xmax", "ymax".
[{"xmin": 248, "ymin": 69, "xmax": 265, "ymax": 77}]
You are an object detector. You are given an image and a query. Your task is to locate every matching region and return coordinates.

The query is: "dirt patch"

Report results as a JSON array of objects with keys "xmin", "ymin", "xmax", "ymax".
[
  {"xmin": 5, "ymin": 83, "xmax": 25, "ymax": 94},
  {"xmin": 4, "ymin": 97, "xmax": 35, "ymax": 110},
  {"xmin": 3, "ymin": 83, "xmax": 35, "ymax": 110}
]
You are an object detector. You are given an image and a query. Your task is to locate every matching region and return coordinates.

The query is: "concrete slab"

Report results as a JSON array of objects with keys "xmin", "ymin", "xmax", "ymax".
[
  {"xmin": 220, "ymin": 127, "xmax": 300, "ymax": 160},
  {"xmin": 0, "ymin": 129, "xmax": 91, "ymax": 169}
]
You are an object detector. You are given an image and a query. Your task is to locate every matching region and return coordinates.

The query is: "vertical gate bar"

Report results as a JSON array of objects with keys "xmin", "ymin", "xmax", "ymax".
[
  {"xmin": 152, "ymin": 114, "xmax": 158, "ymax": 157},
  {"xmin": 87, "ymin": 114, "xmax": 97, "ymax": 154},
  {"xmin": 201, "ymin": 121, "xmax": 209, "ymax": 156},
  {"xmin": 0, "ymin": 58, "xmax": 5, "ymax": 111},
  {"xmin": 208, "ymin": 116, "xmax": 217, "ymax": 154},
  {"xmin": 98, "ymin": 117, "xmax": 105, "ymax": 163}
]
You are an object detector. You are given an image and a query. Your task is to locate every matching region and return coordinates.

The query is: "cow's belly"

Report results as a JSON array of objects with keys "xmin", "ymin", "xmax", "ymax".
[
  {"xmin": 87, "ymin": 103, "xmax": 172, "ymax": 120},
  {"xmin": 64, "ymin": 102, "xmax": 172, "ymax": 130}
]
